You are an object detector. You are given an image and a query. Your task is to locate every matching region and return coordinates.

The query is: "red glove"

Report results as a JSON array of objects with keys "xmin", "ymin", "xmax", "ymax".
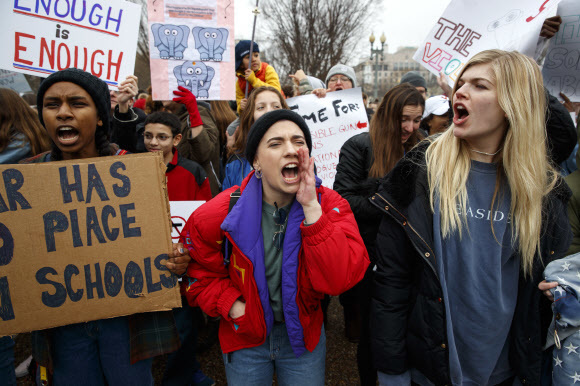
[{"xmin": 173, "ymin": 86, "xmax": 203, "ymax": 127}]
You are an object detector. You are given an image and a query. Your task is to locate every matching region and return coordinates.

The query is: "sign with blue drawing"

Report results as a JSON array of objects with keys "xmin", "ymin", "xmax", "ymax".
[
  {"xmin": 147, "ymin": 0, "xmax": 235, "ymax": 101},
  {"xmin": 0, "ymin": 0, "xmax": 141, "ymax": 89},
  {"xmin": 542, "ymin": 0, "xmax": 580, "ymax": 101}
]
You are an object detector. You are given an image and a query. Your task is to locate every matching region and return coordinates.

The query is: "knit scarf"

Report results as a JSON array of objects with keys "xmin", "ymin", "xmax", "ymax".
[{"xmin": 237, "ymin": 62, "xmax": 268, "ymax": 95}]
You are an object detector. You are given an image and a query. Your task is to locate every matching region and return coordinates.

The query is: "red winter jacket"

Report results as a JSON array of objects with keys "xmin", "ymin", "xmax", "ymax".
[
  {"xmin": 181, "ymin": 172, "xmax": 369, "ymax": 355},
  {"xmin": 166, "ymin": 148, "xmax": 212, "ymax": 201}
]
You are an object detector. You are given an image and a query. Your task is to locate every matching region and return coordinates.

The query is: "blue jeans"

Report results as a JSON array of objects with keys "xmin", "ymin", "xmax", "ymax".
[
  {"xmin": 162, "ymin": 297, "xmax": 201, "ymax": 385},
  {"xmin": 223, "ymin": 323, "xmax": 326, "ymax": 386},
  {"xmin": 0, "ymin": 336, "xmax": 16, "ymax": 386},
  {"xmin": 50, "ymin": 316, "xmax": 153, "ymax": 386}
]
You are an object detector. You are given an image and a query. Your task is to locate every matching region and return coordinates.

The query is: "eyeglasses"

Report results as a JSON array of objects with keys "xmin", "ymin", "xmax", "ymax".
[
  {"xmin": 144, "ymin": 133, "xmax": 172, "ymax": 141},
  {"xmin": 328, "ymin": 76, "xmax": 351, "ymax": 84},
  {"xmin": 272, "ymin": 202, "xmax": 287, "ymax": 251}
]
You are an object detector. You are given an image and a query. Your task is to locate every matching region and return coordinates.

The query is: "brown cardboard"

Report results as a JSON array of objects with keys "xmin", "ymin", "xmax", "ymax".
[{"xmin": 0, "ymin": 152, "xmax": 181, "ymax": 335}]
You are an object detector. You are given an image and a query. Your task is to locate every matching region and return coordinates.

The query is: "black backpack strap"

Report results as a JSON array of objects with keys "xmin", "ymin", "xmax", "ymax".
[{"xmin": 223, "ymin": 188, "xmax": 241, "ymax": 265}]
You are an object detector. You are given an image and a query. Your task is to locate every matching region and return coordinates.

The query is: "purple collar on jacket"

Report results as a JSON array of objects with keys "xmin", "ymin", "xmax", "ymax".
[{"xmin": 220, "ymin": 173, "xmax": 322, "ymax": 357}]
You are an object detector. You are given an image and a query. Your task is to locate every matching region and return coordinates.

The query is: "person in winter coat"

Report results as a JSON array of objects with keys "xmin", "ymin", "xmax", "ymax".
[
  {"xmin": 110, "ymin": 81, "xmax": 222, "ymax": 196},
  {"xmin": 0, "ymin": 88, "xmax": 51, "ymax": 164},
  {"xmin": 369, "ymin": 50, "xmax": 572, "ymax": 385},
  {"xmin": 333, "ymin": 83, "xmax": 424, "ymax": 384},
  {"xmin": 223, "ymin": 86, "xmax": 288, "ymax": 190},
  {"xmin": 22, "ymin": 68, "xmax": 188, "ymax": 385},
  {"xmin": 0, "ymin": 88, "xmax": 51, "ymax": 386},
  {"xmin": 181, "ymin": 109, "xmax": 369, "ymax": 385},
  {"xmin": 234, "ymin": 40, "xmax": 282, "ymax": 113}
]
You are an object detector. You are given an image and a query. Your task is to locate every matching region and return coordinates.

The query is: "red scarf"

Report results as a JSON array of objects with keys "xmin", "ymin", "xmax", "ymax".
[{"xmin": 237, "ymin": 62, "xmax": 268, "ymax": 95}]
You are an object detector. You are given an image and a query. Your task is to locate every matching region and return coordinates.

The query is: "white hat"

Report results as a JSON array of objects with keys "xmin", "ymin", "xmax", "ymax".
[{"xmin": 423, "ymin": 95, "xmax": 450, "ymax": 119}]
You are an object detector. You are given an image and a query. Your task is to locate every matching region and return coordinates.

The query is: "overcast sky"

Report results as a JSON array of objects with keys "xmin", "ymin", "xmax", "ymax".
[{"xmin": 234, "ymin": 0, "xmax": 453, "ymax": 54}]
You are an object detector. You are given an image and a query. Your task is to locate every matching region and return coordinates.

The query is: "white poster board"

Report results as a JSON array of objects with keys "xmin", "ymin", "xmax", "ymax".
[
  {"xmin": 0, "ymin": 70, "xmax": 32, "ymax": 93},
  {"xmin": 287, "ymin": 88, "xmax": 369, "ymax": 188},
  {"xmin": 147, "ymin": 0, "xmax": 235, "ymax": 101},
  {"xmin": 414, "ymin": 0, "xmax": 562, "ymax": 87},
  {"xmin": 0, "ymin": 0, "xmax": 141, "ymax": 89},
  {"xmin": 169, "ymin": 201, "xmax": 205, "ymax": 241},
  {"xmin": 542, "ymin": 0, "xmax": 580, "ymax": 101}
]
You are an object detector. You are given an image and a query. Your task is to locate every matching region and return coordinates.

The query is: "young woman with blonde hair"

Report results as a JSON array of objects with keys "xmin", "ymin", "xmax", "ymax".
[{"xmin": 370, "ymin": 49, "xmax": 572, "ymax": 385}]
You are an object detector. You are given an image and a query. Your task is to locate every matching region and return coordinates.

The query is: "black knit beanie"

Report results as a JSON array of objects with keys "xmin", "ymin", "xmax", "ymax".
[
  {"xmin": 245, "ymin": 109, "xmax": 312, "ymax": 166},
  {"xmin": 36, "ymin": 68, "xmax": 111, "ymax": 134}
]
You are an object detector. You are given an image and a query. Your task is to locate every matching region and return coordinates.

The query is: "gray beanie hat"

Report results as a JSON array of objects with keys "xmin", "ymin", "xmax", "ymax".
[
  {"xmin": 400, "ymin": 71, "xmax": 427, "ymax": 89},
  {"xmin": 325, "ymin": 64, "xmax": 357, "ymax": 87}
]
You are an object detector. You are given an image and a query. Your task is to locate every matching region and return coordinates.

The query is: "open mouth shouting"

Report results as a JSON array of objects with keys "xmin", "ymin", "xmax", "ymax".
[
  {"xmin": 56, "ymin": 126, "xmax": 80, "ymax": 145},
  {"xmin": 453, "ymin": 103, "xmax": 469, "ymax": 125},
  {"xmin": 281, "ymin": 162, "xmax": 299, "ymax": 184}
]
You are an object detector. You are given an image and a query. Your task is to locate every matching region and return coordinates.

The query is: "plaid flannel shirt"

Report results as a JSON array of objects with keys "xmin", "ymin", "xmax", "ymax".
[{"xmin": 32, "ymin": 311, "xmax": 180, "ymax": 371}]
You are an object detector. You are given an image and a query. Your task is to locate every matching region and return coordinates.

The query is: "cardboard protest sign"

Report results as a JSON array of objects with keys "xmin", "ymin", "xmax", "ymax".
[
  {"xmin": 0, "ymin": 153, "xmax": 181, "ymax": 336},
  {"xmin": 0, "ymin": 70, "xmax": 32, "ymax": 94},
  {"xmin": 147, "ymin": 0, "xmax": 235, "ymax": 100},
  {"xmin": 0, "ymin": 0, "xmax": 141, "ymax": 89},
  {"xmin": 542, "ymin": 0, "xmax": 580, "ymax": 101},
  {"xmin": 287, "ymin": 88, "xmax": 369, "ymax": 188},
  {"xmin": 414, "ymin": 0, "xmax": 562, "ymax": 87},
  {"xmin": 169, "ymin": 201, "xmax": 205, "ymax": 241}
]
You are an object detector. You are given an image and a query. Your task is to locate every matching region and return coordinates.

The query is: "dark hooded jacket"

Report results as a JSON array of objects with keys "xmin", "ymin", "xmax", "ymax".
[{"xmin": 368, "ymin": 140, "xmax": 572, "ymax": 385}]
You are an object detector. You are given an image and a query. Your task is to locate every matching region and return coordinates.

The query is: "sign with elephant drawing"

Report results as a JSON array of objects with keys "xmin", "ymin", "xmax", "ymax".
[{"xmin": 147, "ymin": 0, "xmax": 235, "ymax": 101}]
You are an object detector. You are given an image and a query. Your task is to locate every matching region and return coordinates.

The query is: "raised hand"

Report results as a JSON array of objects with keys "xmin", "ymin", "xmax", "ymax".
[
  {"xmin": 173, "ymin": 86, "xmax": 203, "ymax": 127},
  {"xmin": 117, "ymin": 75, "xmax": 138, "ymax": 113},
  {"xmin": 296, "ymin": 147, "xmax": 321, "ymax": 224}
]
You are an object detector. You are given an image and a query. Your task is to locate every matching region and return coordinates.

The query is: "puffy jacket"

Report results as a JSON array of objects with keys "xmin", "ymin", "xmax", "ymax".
[
  {"xmin": 235, "ymin": 62, "xmax": 282, "ymax": 113},
  {"xmin": 222, "ymin": 154, "xmax": 252, "ymax": 191},
  {"xmin": 182, "ymin": 171, "xmax": 369, "ymax": 355},
  {"xmin": 368, "ymin": 141, "xmax": 572, "ymax": 385},
  {"xmin": 333, "ymin": 132, "xmax": 381, "ymax": 263}
]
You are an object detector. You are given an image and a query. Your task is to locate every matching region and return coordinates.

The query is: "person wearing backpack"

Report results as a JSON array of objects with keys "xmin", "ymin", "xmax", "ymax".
[{"xmin": 180, "ymin": 109, "xmax": 369, "ymax": 385}]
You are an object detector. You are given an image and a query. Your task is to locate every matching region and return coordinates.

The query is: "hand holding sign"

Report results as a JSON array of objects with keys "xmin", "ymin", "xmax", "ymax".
[{"xmin": 166, "ymin": 243, "xmax": 190, "ymax": 276}]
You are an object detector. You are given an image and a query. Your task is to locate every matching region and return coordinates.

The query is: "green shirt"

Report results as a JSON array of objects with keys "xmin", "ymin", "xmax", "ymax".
[{"xmin": 261, "ymin": 201, "xmax": 291, "ymax": 322}]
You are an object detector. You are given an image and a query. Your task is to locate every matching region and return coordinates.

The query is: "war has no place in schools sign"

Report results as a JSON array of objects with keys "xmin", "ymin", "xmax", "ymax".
[{"xmin": 0, "ymin": 153, "xmax": 181, "ymax": 336}]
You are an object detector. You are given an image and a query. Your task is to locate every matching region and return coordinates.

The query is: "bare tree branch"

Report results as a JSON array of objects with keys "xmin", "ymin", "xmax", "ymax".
[{"xmin": 261, "ymin": 0, "xmax": 376, "ymax": 83}]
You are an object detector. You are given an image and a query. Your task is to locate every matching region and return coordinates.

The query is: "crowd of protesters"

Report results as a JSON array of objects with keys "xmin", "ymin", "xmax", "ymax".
[{"xmin": 1, "ymin": 12, "xmax": 580, "ymax": 386}]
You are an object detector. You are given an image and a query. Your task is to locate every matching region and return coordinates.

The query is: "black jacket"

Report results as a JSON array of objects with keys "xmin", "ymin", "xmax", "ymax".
[
  {"xmin": 368, "ymin": 140, "xmax": 572, "ymax": 385},
  {"xmin": 333, "ymin": 132, "xmax": 381, "ymax": 263},
  {"xmin": 546, "ymin": 91, "xmax": 577, "ymax": 166}
]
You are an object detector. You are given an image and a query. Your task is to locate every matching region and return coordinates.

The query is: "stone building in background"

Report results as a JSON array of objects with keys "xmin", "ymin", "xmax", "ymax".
[{"xmin": 354, "ymin": 46, "xmax": 441, "ymax": 102}]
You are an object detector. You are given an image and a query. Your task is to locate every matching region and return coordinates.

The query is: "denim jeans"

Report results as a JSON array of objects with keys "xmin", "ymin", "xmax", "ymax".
[
  {"xmin": 50, "ymin": 316, "xmax": 153, "ymax": 386},
  {"xmin": 223, "ymin": 323, "xmax": 326, "ymax": 386},
  {"xmin": 162, "ymin": 297, "xmax": 201, "ymax": 385},
  {"xmin": 0, "ymin": 336, "xmax": 16, "ymax": 386}
]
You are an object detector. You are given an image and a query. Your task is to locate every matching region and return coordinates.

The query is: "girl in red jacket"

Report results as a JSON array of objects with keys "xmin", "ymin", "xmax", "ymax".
[{"xmin": 181, "ymin": 109, "xmax": 369, "ymax": 385}]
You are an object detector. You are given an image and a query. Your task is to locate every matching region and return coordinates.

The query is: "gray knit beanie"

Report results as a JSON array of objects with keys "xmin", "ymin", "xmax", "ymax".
[
  {"xmin": 400, "ymin": 71, "xmax": 427, "ymax": 89},
  {"xmin": 325, "ymin": 64, "xmax": 357, "ymax": 87}
]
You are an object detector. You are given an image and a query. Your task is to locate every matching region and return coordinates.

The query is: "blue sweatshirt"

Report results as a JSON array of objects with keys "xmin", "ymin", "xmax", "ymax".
[
  {"xmin": 379, "ymin": 160, "xmax": 518, "ymax": 386},
  {"xmin": 433, "ymin": 160, "xmax": 518, "ymax": 385}
]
